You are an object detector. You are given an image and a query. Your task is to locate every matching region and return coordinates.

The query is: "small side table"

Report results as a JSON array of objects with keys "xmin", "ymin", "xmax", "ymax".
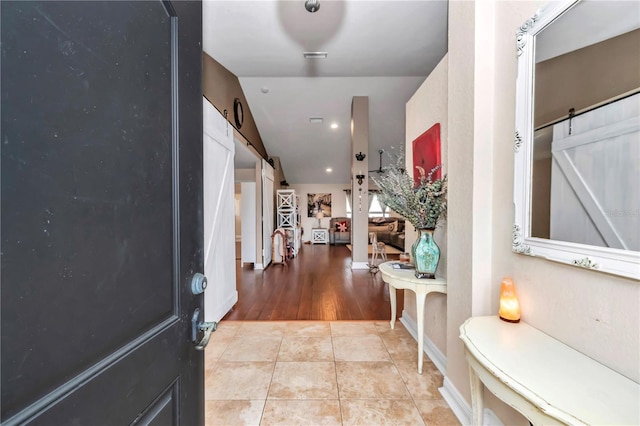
[
  {"xmin": 379, "ymin": 262, "xmax": 447, "ymax": 374},
  {"xmin": 311, "ymin": 228, "xmax": 328, "ymax": 244},
  {"xmin": 459, "ymin": 316, "xmax": 640, "ymax": 425}
]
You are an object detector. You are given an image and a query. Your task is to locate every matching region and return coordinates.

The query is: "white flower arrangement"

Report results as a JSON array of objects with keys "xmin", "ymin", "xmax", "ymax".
[{"xmin": 371, "ymin": 155, "xmax": 447, "ymax": 230}]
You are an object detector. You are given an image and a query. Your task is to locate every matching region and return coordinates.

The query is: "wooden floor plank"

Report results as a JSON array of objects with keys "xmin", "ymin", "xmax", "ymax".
[{"xmin": 224, "ymin": 244, "xmax": 403, "ymax": 321}]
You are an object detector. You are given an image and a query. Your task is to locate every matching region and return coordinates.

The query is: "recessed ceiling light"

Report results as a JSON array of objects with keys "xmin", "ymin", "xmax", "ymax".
[
  {"xmin": 326, "ymin": 168, "xmax": 333, "ymax": 173},
  {"xmin": 303, "ymin": 52, "xmax": 328, "ymax": 59},
  {"xmin": 330, "ymin": 123, "xmax": 338, "ymax": 129},
  {"xmin": 309, "ymin": 117, "xmax": 324, "ymax": 124}
]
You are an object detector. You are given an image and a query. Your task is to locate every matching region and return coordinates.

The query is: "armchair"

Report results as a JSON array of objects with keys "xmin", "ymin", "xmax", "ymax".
[{"xmin": 328, "ymin": 217, "xmax": 351, "ymax": 244}]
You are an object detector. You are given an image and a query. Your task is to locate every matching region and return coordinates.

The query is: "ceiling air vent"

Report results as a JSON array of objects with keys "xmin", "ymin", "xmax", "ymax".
[{"xmin": 303, "ymin": 52, "xmax": 328, "ymax": 59}]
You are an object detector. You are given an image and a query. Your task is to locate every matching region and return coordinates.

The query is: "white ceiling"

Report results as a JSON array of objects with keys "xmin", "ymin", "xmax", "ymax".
[{"xmin": 203, "ymin": 0, "xmax": 448, "ymax": 184}]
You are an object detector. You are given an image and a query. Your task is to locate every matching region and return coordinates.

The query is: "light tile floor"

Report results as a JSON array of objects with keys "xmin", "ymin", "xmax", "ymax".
[{"xmin": 205, "ymin": 321, "xmax": 460, "ymax": 426}]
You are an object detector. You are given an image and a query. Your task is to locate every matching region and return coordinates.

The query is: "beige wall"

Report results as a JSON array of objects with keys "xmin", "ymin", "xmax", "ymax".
[
  {"xmin": 404, "ymin": 55, "xmax": 448, "ymax": 355},
  {"xmin": 288, "ymin": 183, "xmax": 349, "ymax": 242},
  {"xmin": 437, "ymin": 1, "xmax": 640, "ymax": 424},
  {"xmin": 530, "ymin": 157, "xmax": 551, "ymax": 238},
  {"xmin": 270, "ymin": 156, "xmax": 287, "ymax": 191},
  {"xmin": 494, "ymin": 0, "xmax": 639, "ymax": 381},
  {"xmin": 235, "ymin": 168, "xmax": 256, "ymax": 182},
  {"xmin": 351, "ymin": 97, "xmax": 371, "ymax": 265},
  {"xmin": 234, "ymin": 183, "xmax": 242, "ymax": 241},
  {"xmin": 445, "ymin": 0, "xmax": 480, "ymax": 410}
]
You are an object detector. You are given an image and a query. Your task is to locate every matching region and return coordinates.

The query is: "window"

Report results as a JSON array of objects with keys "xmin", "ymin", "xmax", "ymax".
[
  {"xmin": 369, "ymin": 193, "xmax": 387, "ymax": 217},
  {"xmin": 345, "ymin": 192, "xmax": 388, "ymax": 218}
]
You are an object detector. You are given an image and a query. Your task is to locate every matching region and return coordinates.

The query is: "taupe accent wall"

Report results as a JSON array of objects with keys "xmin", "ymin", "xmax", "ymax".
[
  {"xmin": 534, "ymin": 29, "xmax": 640, "ymax": 128},
  {"xmin": 203, "ymin": 53, "xmax": 268, "ymax": 160}
]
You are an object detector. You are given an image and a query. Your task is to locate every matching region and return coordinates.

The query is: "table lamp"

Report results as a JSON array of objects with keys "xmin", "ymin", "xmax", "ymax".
[
  {"xmin": 316, "ymin": 211, "xmax": 324, "ymax": 228},
  {"xmin": 499, "ymin": 277, "xmax": 521, "ymax": 323}
]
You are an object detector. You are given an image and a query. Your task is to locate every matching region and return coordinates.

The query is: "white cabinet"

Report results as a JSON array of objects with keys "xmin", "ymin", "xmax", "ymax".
[
  {"xmin": 276, "ymin": 189, "xmax": 302, "ymax": 255},
  {"xmin": 311, "ymin": 228, "xmax": 328, "ymax": 245}
]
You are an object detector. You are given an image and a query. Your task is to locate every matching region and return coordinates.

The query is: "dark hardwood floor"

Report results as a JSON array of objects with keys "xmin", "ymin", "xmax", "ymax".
[{"xmin": 223, "ymin": 243, "xmax": 403, "ymax": 321}]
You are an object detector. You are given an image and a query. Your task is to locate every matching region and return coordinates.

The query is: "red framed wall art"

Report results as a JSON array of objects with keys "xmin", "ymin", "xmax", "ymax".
[{"xmin": 412, "ymin": 123, "xmax": 441, "ymax": 182}]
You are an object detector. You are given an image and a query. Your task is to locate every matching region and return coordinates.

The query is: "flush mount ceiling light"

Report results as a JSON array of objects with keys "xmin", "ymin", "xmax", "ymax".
[
  {"xmin": 303, "ymin": 52, "xmax": 328, "ymax": 59},
  {"xmin": 326, "ymin": 168, "xmax": 332, "ymax": 173},
  {"xmin": 309, "ymin": 117, "xmax": 324, "ymax": 124},
  {"xmin": 330, "ymin": 123, "xmax": 338, "ymax": 129},
  {"xmin": 304, "ymin": 0, "xmax": 320, "ymax": 13}
]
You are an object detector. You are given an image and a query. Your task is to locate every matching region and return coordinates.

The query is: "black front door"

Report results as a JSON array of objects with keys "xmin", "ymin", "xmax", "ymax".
[{"xmin": 1, "ymin": 1, "xmax": 204, "ymax": 424}]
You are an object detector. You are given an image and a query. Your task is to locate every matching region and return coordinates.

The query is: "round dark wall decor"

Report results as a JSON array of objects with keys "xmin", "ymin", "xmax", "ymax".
[{"xmin": 233, "ymin": 98, "xmax": 244, "ymax": 129}]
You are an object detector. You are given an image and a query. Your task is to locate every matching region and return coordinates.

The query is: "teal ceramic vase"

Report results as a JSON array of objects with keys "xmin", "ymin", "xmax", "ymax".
[
  {"xmin": 411, "ymin": 235, "xmax": 420, "ymax": 265},
  {"xmin": 413, "ymin": 228, "xmax": 440, "ymax": 279}
]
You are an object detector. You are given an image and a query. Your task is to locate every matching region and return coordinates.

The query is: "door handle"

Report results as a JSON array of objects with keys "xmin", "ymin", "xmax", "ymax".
[{"xmin": 191, "ymin": 308, "xmax": 217, "ymax": 351}]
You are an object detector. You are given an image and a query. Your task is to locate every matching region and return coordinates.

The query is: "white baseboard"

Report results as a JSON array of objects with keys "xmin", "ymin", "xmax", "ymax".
[
  {"xmin": 351, "ymin": 262, "xmax": 370, "ymax": 270},
  {"xmin": 399, "ymin": 310, "xmax": 447, "ymax": 376},
  {"xmin": 254, "ymin": 263, "xmax": 264, "ymax": 270},
  {"xmin": 440, "ymin": 377, "xmax": 471, "ymax": 426},
  {"xmin": 484, "ymin": 408, "xmax": 504, "ymax": 426},
  {"xmin": 440, "ymin": 377, "xmax": 503, "ymax": 426},
  {"xmin": 401, "ymin": 310, "xmax": 502, "ymax": 426}
]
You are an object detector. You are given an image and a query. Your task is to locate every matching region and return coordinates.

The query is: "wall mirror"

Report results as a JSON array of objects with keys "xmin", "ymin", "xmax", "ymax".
[{"xmin": 513, "ymin": 0, "xmax": 640, "ymax": 279}]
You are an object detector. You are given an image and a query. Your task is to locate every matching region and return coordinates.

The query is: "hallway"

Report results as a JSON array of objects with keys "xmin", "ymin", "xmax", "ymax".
[
  {"xmin": 205, "ymin": 320, "xmax": 459, "ymax": 425},
  {"xmin": 226, "ymin": 244, "xmax": 403, "ymax": 321}
]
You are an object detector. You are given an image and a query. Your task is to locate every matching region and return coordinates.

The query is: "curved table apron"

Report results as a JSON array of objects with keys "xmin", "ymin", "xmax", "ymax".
[{"xmin": 379, "ymin": 262, "xmax": 447, "ymax": 374}]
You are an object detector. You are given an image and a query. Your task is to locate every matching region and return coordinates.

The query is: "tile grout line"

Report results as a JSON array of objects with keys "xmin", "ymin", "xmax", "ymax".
[
  {"xmin": 329, "ymin": 322, "xmax": 345, "ymax": 425},
  {"xmin": 382, "ymin": 326, "xmax": 429, "ymax": 425},
  {"xmin": 259, "ymin": 327, "xmax": 281, "ymax": 426},
  {"xmin": 382, "ymin": 328, "xmax": 424, "ymax": 419}
]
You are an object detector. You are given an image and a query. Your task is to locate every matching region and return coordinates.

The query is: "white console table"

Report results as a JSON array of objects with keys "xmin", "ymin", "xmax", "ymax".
[
  {"xmin": 460, "ymin": 316, "xmax": 640, "ymax": 426},
  {"xmin": 379, "ymin": 262, "xmax": 447, "ymax": 374},
  {"xmin": 311, "ymin": 228, "xmax": 328, "ymax": 244}
]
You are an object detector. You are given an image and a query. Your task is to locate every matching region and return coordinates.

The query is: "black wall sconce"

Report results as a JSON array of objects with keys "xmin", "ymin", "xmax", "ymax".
[
  {"xmin": 305, "ymin": 0, "xmax": 320, "ymax": 13},
  {"xmin": 355, "ymin": 174, "xmax": 365, "ymax": 185},
  {"xmin": 355, "ymin": 151, "xmax": 366, "ymax": 161}
]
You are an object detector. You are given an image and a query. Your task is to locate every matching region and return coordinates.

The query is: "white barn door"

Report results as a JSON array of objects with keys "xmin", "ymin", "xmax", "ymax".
[
  {"xmin": 550, "ymin": 94, "xmax": 639, "ymax": 251},
  {"xmin": 203, "ymin": 98, "xmax": 237, "ymax": 322},
  {"xmin": 262, "ymin": 160, "xmax": 275, "ymax": 268}
]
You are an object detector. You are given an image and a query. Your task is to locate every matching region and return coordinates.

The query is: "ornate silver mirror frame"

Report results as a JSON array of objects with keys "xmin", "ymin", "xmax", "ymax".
[{"xmin": 513, "ymin": 0, "xmax": 640, "ymax": 280}]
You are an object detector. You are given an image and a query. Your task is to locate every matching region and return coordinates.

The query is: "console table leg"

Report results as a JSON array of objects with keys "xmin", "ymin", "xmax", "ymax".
[
  {"xmin": 389, "ymin": 285, "xmax": 396, "ymax": 330},
  {"xmin": 468, "ymin": 364, "xmax": 484, "ymax": 426},
  {"xmin": 416, "ymin": 292, "xmax": 427, "ymax": 374}
]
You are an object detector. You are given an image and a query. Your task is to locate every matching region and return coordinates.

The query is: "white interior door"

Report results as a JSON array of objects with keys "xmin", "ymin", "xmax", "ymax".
[
  {"xmin": 240, "ymin": 182, "xmax": 257, "ymax": 264},
  {"xmin": 203, "ymin": 98, "xmax": 237, "ymax": 322},
  {"xmin": 262, "ymin": 160, "xmax": 275, "ymax": 267}
]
